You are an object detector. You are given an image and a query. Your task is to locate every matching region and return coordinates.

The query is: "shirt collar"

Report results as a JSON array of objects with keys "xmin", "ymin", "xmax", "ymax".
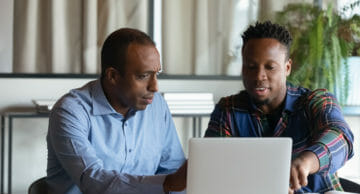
[
  {"xmin": 91, "ymin": 79, "xmax": 118, "ymax": 116},
  {"xmin": 283, "ymin": 84, "xmax": 304, "ymax": 113},
  {"xmin": 91, "ymin": 79, "xmax": 138, "ymax": 118}
]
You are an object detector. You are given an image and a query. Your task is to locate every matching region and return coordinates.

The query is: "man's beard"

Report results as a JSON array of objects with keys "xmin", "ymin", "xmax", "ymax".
[{"xmin": 253, "ymin": 98, "xmax": 270, "ymax": 106}]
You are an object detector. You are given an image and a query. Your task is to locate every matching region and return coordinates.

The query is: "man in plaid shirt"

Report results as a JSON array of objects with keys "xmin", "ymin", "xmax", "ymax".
[{"xmin": 205, "ymin": 21, "xmax": 354, "ymax": 193}]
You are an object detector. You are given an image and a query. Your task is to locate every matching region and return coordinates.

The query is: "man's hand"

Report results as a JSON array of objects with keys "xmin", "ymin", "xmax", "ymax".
[
  {"xmin": 163, "ymin": 161, "xmax": 187, "ymax": 192},
  {"xmin": 289, "ymin": 151, "xmax": 320, "ymax": 193}
]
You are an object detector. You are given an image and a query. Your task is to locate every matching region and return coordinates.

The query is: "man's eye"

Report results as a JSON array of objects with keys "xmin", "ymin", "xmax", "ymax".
[
  {"xmin": 137, "ymin": 74, "xmax": 150, "ymax": 80},
  {"xmin": 266, "ymin": 64, "xmax": 276, "ymax": 70}
]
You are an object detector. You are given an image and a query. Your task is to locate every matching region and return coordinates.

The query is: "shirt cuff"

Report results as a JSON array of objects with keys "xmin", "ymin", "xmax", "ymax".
[{"xmin": 304, "ymin": 143, "xmax": 330, "ymax": 173}]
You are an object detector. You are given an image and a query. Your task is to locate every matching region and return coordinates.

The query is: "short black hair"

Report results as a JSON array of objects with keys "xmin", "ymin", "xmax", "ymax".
[
  {"xmin": 242, "ymin": 21, "xmax": 292, "ymax": 59},
  {"xmin": 101, "ymin": 28, "xmax": 155, "ymax": 78}
]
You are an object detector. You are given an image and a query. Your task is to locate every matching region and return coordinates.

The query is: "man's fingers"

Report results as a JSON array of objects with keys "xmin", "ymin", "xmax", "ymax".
[
  {"xmin": 289, "ymin": 151, "xmax": 318, "ymax": 192},
  {"xmin": 298, "ymin": 166, "xmax": 308, "ymax": 187},
  {"xmin": 290, "ymin": 163, "xmax": 310, "ymax": 191},
  {"xmin": 170, "ymin": 185, "xmax": 186, "ymax": 191},
  {"xmin": 163, "ymin": 161, "xmax": 188, "ymax": 192},
  {"xmin": 288, "ymin": 187, "xmax": 294, "ymax": 194},
  {"xmin": 166, "ymin": 184, "xmax": 185, "ymax": 192},
  {"xmin": 290, "ymin": 166, "xmax": 301, "ymax": 190}
]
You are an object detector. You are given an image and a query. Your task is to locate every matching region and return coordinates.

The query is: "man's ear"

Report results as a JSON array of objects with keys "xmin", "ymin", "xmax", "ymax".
[
  {"xmin": 104, "ymin": 67, "xmax": 118, "ymax": 85},
  {"xmin": 285, "ymin": 59, "xmax": 292, "ymax": 77}
]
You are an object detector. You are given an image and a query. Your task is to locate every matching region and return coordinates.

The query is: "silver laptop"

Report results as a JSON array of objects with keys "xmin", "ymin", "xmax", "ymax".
[{"xmin": 187, "ymin": 137, "xmax": 292, "ymax": 194}]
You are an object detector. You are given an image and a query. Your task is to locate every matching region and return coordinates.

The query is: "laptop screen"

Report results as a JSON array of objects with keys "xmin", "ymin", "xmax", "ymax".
[{"xmin": 187, "ymin": 137, "xmax": 292, "ymax": 194}]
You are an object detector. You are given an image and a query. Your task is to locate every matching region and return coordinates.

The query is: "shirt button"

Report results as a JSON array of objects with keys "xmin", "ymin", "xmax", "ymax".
[
  {"xmin": 129, "ymin": 149, "xmax": 132, "ymax": 153},
  {"xmin": 124, "ymin": 123, "xmax": 127, "ymax": 126}
]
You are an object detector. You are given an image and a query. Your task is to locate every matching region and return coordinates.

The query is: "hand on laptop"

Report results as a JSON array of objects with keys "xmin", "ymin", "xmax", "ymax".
[
  {"xmin": 163, "ymin": 161, "xmax": 188, "ymax": 192},
  {"xmin": 289, "ymin": 151, "xmax": 320, "ymax": 193}
]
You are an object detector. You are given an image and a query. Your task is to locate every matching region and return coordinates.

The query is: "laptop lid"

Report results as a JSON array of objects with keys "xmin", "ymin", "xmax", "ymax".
[{"xmin": 187, "ymin": 137, "xmax": 292, "ymax": 194}]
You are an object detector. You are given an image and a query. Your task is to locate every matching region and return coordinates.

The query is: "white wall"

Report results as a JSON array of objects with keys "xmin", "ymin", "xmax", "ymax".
[{"xmin": 0, "ymin": 0, "xmax": 13, "ymax": 72}]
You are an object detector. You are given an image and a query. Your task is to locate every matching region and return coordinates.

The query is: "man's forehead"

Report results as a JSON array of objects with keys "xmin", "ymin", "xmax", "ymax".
[{"xmin": 243, "ymin": 38, "xmax": 287, "ymax": 53}]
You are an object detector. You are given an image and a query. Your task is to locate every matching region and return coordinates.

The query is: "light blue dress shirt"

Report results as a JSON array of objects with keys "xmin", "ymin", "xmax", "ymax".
[{"xmin": 46, "ymin": 79, "xmax": 185, "ymax": 194}]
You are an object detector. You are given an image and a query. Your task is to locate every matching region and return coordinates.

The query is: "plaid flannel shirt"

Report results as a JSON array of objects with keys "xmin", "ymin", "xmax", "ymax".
[{"xmin": 205, "ymin": 84, "xmax": 354, "ymax": 193}]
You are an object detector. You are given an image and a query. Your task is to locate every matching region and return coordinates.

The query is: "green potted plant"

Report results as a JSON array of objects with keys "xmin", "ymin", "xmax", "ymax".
[{"xmin": 275, "ymin": 1, "xmax": 360, "ymax": 105}]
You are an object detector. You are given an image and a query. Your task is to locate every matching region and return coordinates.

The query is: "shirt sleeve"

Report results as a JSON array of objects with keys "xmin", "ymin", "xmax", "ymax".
[
  {"xmin": 48, "ymin": 104, "xmax": 167, "ymax": 194},
  {"xmin": 303, "ymin": 89, "xmax": 354, "ymax": 174},
  {"xmin": 204, "ymin": 98, "xmax": 233, "ymax": 137}
]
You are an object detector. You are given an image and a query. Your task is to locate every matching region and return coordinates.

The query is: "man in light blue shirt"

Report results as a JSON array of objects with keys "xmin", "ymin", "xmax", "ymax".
[{"xmin": 47, "ymin": 28, "xmax": 186, "ymax": 194}]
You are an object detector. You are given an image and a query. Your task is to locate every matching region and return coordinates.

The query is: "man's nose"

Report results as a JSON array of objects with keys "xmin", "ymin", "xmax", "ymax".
[
  {"xmin": 148, "ymin": 75, "xmax": 158, "ymax": 92},
  {"xmin": 255, "ymin": 67, "xmax": 267, "ymax": 80}
]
